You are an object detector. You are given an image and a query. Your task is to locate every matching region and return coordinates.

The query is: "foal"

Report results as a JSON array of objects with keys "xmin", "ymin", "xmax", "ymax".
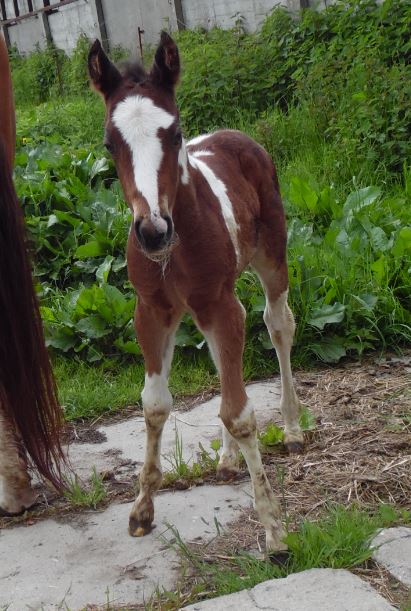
[
  {"xmin": 88, "ymin": 32, "xmax": 303, "ymax": 556},
  {"xmin": 0, "ymin": 34, "xmax": 64, "ymax": 514}
]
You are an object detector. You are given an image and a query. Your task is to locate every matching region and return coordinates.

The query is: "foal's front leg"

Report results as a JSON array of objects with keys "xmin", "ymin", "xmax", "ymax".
[
  {"xmin": 129, "ymin": 303, "xmax": 181, "ymax": 537},
  {"xmin": 197, "ymin": 296, "xmax": 288, "ymax": 556}
]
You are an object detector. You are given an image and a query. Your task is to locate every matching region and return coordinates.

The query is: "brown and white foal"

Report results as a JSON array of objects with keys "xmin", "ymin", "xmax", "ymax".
[{"xmin": 88, "ymin": 32, "xmax": 303, "ymax": 556}]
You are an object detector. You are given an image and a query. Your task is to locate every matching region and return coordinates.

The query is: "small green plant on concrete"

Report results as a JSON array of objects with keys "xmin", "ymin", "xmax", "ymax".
[
  {"xmin": 64, "ymin": 467, "xmax": 107, "ymax": 509},
  {"xmin": 162, "ymin": 430, "xmax": 221, "ymax": 487}
]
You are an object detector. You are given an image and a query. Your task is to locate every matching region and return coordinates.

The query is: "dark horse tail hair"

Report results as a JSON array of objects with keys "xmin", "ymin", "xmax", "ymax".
[{"xmin": 0, "ymin": 137, "xmax": 66, "ymax": 490}]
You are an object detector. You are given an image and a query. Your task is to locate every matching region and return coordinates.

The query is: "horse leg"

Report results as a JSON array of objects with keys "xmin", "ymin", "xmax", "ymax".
[
  {"xmin": 0, "ymin": 407, "xmax": 37, "ymax": 514},
  {"xmin": 129, "ymin": 303, "xmax": 182, "ymax": 537},
  {"xmin": 252, "ymin": 253, "xmax": 303, "ymax": 453},
  {"xmin": 201, "ymin": 328, "xmax": 240, "ymax": 480},
  {"xmin": 196, "ymin": 295, "xmax": 287, "ymax": 555}
]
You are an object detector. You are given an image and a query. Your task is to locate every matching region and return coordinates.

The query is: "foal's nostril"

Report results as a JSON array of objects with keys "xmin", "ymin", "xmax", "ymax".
[{"xmin": 135, "ymin": 216, "xmax": 173, "ymax": 252}]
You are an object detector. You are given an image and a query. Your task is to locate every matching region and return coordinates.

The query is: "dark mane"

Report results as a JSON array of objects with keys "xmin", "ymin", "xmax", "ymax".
[{"xmin": 120, "ymin": 61, "xmax": 147, "ymax": 84}]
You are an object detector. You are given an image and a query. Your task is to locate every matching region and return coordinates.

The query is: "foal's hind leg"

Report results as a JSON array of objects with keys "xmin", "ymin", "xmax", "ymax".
[
  {"xmin": 129, "ymin": 303, "xmax": 182, "ymax": 537},
  {"xmin": 196, "ymin": 295, "xmax": 287, "ymax": 555},
  {"xmin": 202, "ymin": 327, "xmax": 240, "ymax": 480},
  {"xmin": 0, "ymin": 407, "xmax": 37, "ymax": 514},
  {"xmin": 252, "ymin": 254, "xmax": 303, "ymax": 453}
]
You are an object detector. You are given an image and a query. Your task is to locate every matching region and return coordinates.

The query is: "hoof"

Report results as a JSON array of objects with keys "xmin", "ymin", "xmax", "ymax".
[
  {"xmin": 0, "ymin": 488, "xmax": 38, "ymax": 516},
  {"xmin": 268, "ymin": 549, "xmax": 291, "ymax": 568},
  {"xmin": 129, "ymin": 515, "xmax": 154, "ymax": 537},
  {"xmin": 0, "ymin": 506, "xmax": 26, "ymax": 518},
  {"xmin": 216, "ymin": 466, "xmax": 239, "ymax": 483},
  {"xmin": 285, "ymin": 440, "xmax": 304, "ymax": 455}
]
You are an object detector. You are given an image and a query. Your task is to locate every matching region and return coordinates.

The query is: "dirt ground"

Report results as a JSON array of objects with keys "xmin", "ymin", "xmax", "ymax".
[{"xmin": 186, "ymin": 352, "xmax": 411, "ymax": 610}]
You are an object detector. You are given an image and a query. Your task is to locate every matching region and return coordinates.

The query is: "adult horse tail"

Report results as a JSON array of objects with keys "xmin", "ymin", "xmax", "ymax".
[
  {"xmin": 0, "ymin": 34, "xmax": 65, "ymax": 493},
  {"xmin": 0, "ymin": 139, "xmax": 65, "ymax": 491}
]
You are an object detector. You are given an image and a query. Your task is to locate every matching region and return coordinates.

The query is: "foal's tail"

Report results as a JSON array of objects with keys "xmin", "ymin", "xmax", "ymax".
[{"xmin": 0, "ymin": 138, "xmax": 66, "ymax": 490}]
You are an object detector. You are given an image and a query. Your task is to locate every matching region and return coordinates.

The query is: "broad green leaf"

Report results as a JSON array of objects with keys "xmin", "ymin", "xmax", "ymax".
[
  {"xmin": 114, "ymin": 338, "xmax": 141, "ymax": 355},
  {"xmin": 370, "ymin": 227, "xmax": 389, "ymax": 252},
  {"xmin": 96, "ymin": 255, "xmax": 114, "ymax": 284},
  {"xmin": 343, "ymin": 186, "xmax": 381, "ymax": 215},
  {"xmin": 45, "ymin": 328, "xmax": 77, "ymax": 352},
  {"xmin": 289, "ymin": 176, "xmax": 319, "ymax": 213},
  {"xmin": 371, "ymin": 255, "xmax": 387, "ymax": 283},
  {"xmin": 310, "ymin": 339, "xmax": 346, "ymax": 363},
  {"xmin": 392, "ymin": 226, "xmax": 411, "ymax": 256},
  {"xmin": 251, "ymin": 294, "xmax": 266, "ymax": 312},
  {"xmin": 352, "ymin": 294, "xmax": 378, "ymax": 312},
  {"xmin": 90, "ymin": 157, "xmax": 109, "ymax": 180},
  {"xmin": 76, "ymin": 316, "xmax": 110, "ymax": 339},
  {"xmin": 308, "ymin": 303, "xmax": 345, "ymax": 330},
  {"xmin": 75, "ymin": 241, "xmax": 105, "ymax": 259}
]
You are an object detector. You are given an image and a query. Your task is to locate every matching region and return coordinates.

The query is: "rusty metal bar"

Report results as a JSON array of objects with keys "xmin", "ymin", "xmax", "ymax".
[{"xmin": 0, "ymin": 0, "xmax": 80, "ymax": 26}]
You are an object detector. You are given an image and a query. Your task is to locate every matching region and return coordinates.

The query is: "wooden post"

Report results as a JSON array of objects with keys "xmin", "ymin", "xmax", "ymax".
[
  {"xmin": 174, "ymin": 0, "xmax": 185, "ymax": 30},
  {"xmin": 90, "ymin": 0, "xmax": 109, "ymax": 52},
  {"xmin": 40, "ymin": 10, "xmax": 53, "ymax": 45},
  {"xmin": 0, "ymin": 0, "xmax": 10, "ymax": 47}
]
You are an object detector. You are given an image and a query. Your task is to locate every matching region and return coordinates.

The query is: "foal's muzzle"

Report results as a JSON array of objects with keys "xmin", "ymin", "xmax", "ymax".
[{"xmin": 134, "ymin": 215, "xmax": 174, "ymax": 254}]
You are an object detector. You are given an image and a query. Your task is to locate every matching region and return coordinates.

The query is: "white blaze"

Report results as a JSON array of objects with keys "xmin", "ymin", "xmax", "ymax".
[{"xmin": 112, "ymin": 95, "xmax": 175, "ymax": 216}]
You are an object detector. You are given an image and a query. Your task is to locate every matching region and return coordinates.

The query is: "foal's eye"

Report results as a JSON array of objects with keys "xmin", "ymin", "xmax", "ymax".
[{"xmin": 173, "ymin": 131, "xmax": 182, "ymax": 147}]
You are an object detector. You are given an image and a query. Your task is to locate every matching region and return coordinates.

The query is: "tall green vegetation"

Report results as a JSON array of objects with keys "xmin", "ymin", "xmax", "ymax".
[{"xmin": 10, "ymin": 0, "xmax": 411, "ymax": 413}]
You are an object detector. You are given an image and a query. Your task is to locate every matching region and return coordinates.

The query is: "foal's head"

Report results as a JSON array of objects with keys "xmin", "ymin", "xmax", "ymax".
[{"xmin": 88, "ymin": 33, "xmax": 184, "ymax": 257}]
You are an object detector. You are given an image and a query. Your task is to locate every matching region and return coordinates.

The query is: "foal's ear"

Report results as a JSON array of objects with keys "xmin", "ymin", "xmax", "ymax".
[
  {"xmin": 150, "ymin": 31, "xmax": 180, "ymax": 91},
  {"xmin": 88, "ymin": 40, "xmax": 122, "ymax": 99}
]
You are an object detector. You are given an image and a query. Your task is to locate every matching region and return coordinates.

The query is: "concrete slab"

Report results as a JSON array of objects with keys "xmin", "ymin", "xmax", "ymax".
[
  {"xmin": 67, "ymin": 380, "xmax": 282, "ymax": 481},
  {"xmin": 372, "ymin": 526, "xmax": 411, "ymax": 586},
  {"xmin": 0, "ymin": 483, "xmax": 251, "ymax": 610},
  {"xmin": 0, "ymin": 381, "xmax": 282, "ymax": 609},
  {"xmin": 183, "ymin": 568, "xmax": 396, "ymax": 611}
]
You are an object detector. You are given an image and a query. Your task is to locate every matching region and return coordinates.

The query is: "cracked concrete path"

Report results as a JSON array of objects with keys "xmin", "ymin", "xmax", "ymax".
[
  {"xmin": 372, "ymin": 526, "xmax": 411, "ymax": 587},
  {"xmin": 0, "ymin": 381, "xmax": 279, "ymax": 609},
  {"xmin": 183, "ymin": 568, "xmax": 397, "ymax": 611},
  {"xmin": 67, "ymin": 380, "xmax": 282, "ymax": 482},
  {"xmin": 1, "ymin": 380, "xmax": 408, "ymax": 610},
  {"xmin": 0, "ymin": 485, "xmax": 251, "ymax": 609}
]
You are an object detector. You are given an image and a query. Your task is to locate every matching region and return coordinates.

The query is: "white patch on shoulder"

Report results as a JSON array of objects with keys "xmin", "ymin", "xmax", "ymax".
[
  {"xmin": 112, "ymin": 95, "xmax": 174, "ymax": 215},
  {"xmin": 191, "ymin": 150, "xmax": 213, "ymax": 158},
  {"xmin": 187, "ymin": 133, "xmax": 211, "ymax": 148},
  {"xmin": 189, "ymin": 155, "xmax": 240, "ymax": 262},
  {"xmin": 178, "ymin": 138, "xmax": 189, "ymax": 185}
]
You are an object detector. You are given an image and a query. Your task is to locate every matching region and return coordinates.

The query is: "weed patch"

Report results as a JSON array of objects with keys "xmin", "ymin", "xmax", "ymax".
[
  {"xmin": 64, "ymin": 467, "xmax": 107, "ymax": 509},
  {"xmin": 153, "ymin": 503, "xmax": 410, "ymax": 607}
]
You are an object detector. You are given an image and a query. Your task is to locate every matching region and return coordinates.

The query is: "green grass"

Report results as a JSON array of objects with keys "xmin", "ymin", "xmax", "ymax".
[
  {"xmin": 9, "ymin": 1, "xmax": 411, "ymax": 421},
  {"xmin": 153, "ymin": 503, "xmax": 411, "ymax": 608},
  {"xmin": 162, "ymin": 432, "xmax": 221, "ymax": 487},
  {"xmin": 64, "ymin": 467, "xmax": 107, "ymax": 509},
  {"xmin": 54, "ymin": 353, "xmax": 218, "ymax": 420}
]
